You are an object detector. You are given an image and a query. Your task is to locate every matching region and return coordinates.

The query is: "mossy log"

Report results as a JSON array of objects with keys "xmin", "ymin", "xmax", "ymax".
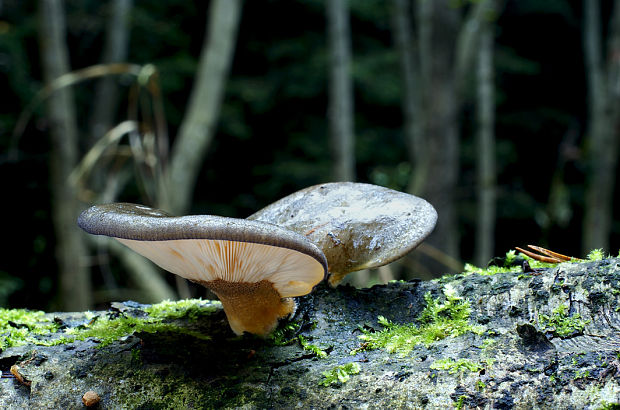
[{"xmin": 1, "ymin": 258, "xmax": 619, "ymax": 409}]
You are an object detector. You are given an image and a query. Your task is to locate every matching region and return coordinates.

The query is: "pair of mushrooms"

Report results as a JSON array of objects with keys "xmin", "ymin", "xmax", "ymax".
[{"xmin": 78, "ymin": 182, "xmax": 437, "ymax": 336}]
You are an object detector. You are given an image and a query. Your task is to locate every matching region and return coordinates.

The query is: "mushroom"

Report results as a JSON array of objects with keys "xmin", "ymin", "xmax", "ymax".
[
  {"xmin": 249, "ymin": 182, "xmax": 437, "ymax": 286},
  {"xmin": 77, "ymin": 203, "xmax": 327, "ymax": 336}
]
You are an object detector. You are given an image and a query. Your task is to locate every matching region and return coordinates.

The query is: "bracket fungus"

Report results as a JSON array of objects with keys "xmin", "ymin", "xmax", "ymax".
[
  {"xmin": 249, "ymin": 182, "xmax": 437, "ymax": 286},
  {"xmin": 77, "ymin": 203, "xmax": 327, "ymax": 336}
]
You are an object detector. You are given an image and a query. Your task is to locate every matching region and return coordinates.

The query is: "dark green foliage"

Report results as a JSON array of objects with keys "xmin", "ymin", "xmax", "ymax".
[{"xmin": 1, "ymin": 0, "xmax": 619, "ymax": 309}]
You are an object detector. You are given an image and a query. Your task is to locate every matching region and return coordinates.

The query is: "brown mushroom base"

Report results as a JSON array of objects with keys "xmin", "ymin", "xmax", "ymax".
[
  {"xmin": 328, "ymin": 271, "xmax": 348, "ymax": 287},
  {"xmin": 197, "ymin": 278, "xmax": 295, "ymax": 337}
]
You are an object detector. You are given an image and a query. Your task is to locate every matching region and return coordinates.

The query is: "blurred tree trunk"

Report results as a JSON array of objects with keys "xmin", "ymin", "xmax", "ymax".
[
  {"xmin": 89, "ymin": 0, "xmax": 133, "ymax": 146},
  {"xmin": 411, "ymin": 0, "xmax": 460, "ymax": 271},
  {"xmin": 391, "ymin": 0, "xmax": 425, "ymax": 193},
  {"xmin": 78, "ymin": 1, "xmax": 177, "ymax": 303},
  {"xmin": 327, "ymin": 0, "xmax": 355, "ymax": 182},
  {"xmin": 160, "ymin": 0, "xmax": 242, "ymax": 215},
  {"xmin": 392, "ymin": 0, "xmax": 499, "ymax": 274},
  {"xmin": 474, "ymin": 21, "xmax": 496, "ymax": 267},
  {"xmin": 582, "ymin": 0, "xmax": 620, "ymax": 254},
  {"xmin": 38, "ymin": 0, "xmax": 91, "ymax": 310}
]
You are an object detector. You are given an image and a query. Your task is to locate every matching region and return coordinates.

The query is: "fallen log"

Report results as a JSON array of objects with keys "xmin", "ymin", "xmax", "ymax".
[{"xmin": 1, "ymin": 258, "xmax": 619, "ymax": 408}]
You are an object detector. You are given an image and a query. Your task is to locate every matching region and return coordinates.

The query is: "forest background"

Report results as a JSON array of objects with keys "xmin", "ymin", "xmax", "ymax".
[{"xmin": 0, "ymin": 0, "xmax": 619, "ymax": 312}]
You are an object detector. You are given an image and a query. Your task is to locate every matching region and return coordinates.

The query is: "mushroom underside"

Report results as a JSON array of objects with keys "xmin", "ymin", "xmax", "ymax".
[{"xmin": 115, "ymin": 238, "xmax": 323, "ymax": 335}]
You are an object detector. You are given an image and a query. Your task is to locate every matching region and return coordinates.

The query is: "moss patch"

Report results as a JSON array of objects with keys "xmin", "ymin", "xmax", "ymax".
[
  {"xmin": 430, "ymin": 358, "xmax": 484, "ymax": 374},
  {"xmin": 319, "ymin": 362, "xmax": 361, "ymax": 386},
  {"xmin": 0, "ymin": 299, "xmax": 221, "ymax": 349},
  {"xmin": 458, "ymin": 248, "xmax": 615, "ymax": 278},
  {"xmin": 538, "ymin": 304, "xmax": 589, "ymax": 338},
  {"xmin": 298, "ymin": 335, "xmax": 328, "ymax": 358},
  {"xmin": 0, "ymin": 308, "xmax": 62, "ymax": 349},
  {"xmin": 143, "ymin": 299, "xmax": 220, "ymax": 321},
  {"xmin": 267, "ymin": 321, "xmax": 300, "ymax": 346},
  {"xmin": 353, "ymin": 288, "xmax": 484, "ymax": 356}
]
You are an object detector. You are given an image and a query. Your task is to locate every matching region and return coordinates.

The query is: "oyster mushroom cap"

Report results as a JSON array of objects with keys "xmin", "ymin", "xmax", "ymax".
[
  {"xmin": 78, "ymin": 203, "xmax": 327, "ymax": 336},
  {"xmin": 248, "ymin": 182, "xmax": 437, "ymax": 286}
]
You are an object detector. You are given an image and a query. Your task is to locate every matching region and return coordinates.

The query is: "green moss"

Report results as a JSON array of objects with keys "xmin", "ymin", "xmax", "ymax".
[
  {"xmin": 586, "ymin": 249, "xmax": 605, "ymax": 261},
  {"xmin": 538, "ymin": 304, "xmax": 589, "ymax": 338},
  {"xmin": 574, "ymin": 369, "xmax": 591, "ymax": 380},
  {"xmin": 441, "ymin": 248, "xmax": 618, "ymax": 282},
  {"xmin": 0, "ymin": 308, "xmax": 63, "ymax": 349},
  {"xmin": 319, "ymin": 362, "xmax": 361, "ymax": 386},
  {"xmin": 354, "ymin": 288, "xmax": 484, "ymax": 356},
  {"xmin": 144, "ymin": 298, "xmax": 220, "ymax": 321},
  {"xmin": 65, "ymin": 314, "xmax": 210, "ymax": 347},
  {"xmin": 461, "ymin": 249, "xmax": 556, "ymax": 276},
  {"xmin": 570, "ymin": 248, "xmax": 620, "ymax": 263},
  {"xmin": 430, "ymin": 358, "xmax": 483, "ymax": 374},
  {"xmin": 267, "ymin": 321, "xmax": 300, "ymax": 346},
  {"xmin": 597, "ymin": 402, "xmax": 620, "ymax": 410},
  {"xmin": 455, "ymin": 395, "xmax": 467, "ymax": 410},
  {"xmin": 104, "ymin": 362, "xmax": 265, "ymax": 408},
  {"xmin": 480, "ymin": 338, "xmax": 496, "ymax": 350},
  {"xmin": 462, "ymin": 250, "xmax": 519, "ymax": 276},
  {"xmin": 298, "ymin": 335, "xmax": 328, "ymax": 358},
  {"xmin": 463, "ymin": 263, "xmax": 516, "ymax": 276},
  {"xmin": 1, "ymin": 299, "xmax": 220, "ymax": 349},
  {"xmin": 131, "ymin": 347, "xmax": 142, "ymax": 364}
]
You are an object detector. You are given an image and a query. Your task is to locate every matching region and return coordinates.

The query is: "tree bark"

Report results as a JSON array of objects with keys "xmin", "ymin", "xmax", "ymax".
[
  {"xmin": 474, "ymin": 16, "xmax": 496, "ymax": 267},
  {"xmin": 582, "ymin": 0, "xmax": 620, "ymax": 254},
  {"xmin": 2, "ymin": 258, "xmax": 618, "ymax": 407},
  {"xmin": 327, "ymin": 0, "xmax": 356, "ymax": 182},
  {"xmin": 160, "ymin": 0, "xmax": 242, "ymax": 215},
  {"xmin": 38, "ymin": 0, "xmax": 91, "ymax": 311}
]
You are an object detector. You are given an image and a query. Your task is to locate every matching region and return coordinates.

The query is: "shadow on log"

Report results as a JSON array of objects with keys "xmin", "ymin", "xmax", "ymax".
[{"xmin": 1, "ymin": 259, "xmax": 619, "ymax": 408}]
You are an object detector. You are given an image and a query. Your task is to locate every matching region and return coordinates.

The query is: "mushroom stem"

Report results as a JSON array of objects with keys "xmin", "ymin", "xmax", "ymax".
[
  {"xmin": 196, "ymin": 279, "xmax": 296, "ymax": 336},
  {"xmin": 328, "ymin": 271, "xmax": 347, "ymax": 287}
]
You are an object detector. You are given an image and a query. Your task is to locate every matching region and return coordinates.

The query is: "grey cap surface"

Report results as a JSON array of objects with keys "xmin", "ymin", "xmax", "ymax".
[{"xmin": 249, "ymin": 182, "xmax": 437, "ymax": 278}]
